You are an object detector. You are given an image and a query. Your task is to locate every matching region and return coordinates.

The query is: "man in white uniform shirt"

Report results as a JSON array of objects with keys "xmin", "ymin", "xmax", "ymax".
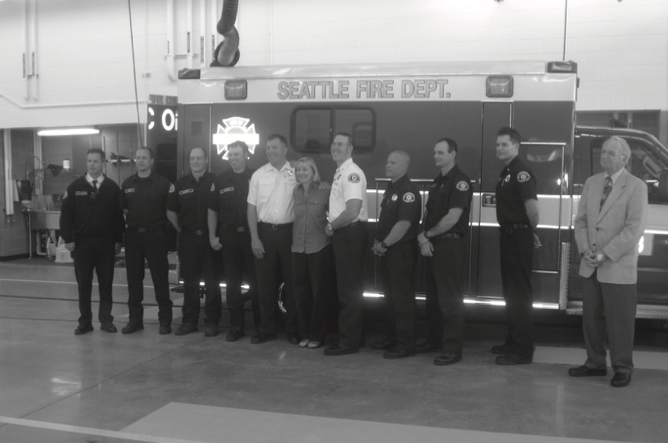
[
  {"xmin": 247, "ymin": 134, "xmax": 300, "ymax": 344},
  {"xmin": 324, "ymin": 133, "xmax": 369, "ymax": 356}
]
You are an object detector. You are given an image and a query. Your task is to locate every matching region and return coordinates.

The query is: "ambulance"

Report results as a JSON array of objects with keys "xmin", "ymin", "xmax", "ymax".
[{"xmin": 176, "ymin": 60, "xmax": 668, "ymax": 319}]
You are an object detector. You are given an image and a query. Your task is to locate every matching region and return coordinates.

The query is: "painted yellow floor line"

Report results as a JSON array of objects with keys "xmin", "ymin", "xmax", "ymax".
[
  {"xmin": 122, "ymin": 403, "xmax": 625, "ymax": 443},
  {"xmin": 0, "ymin": 416, "xmax": 204, "ymax": 443}
]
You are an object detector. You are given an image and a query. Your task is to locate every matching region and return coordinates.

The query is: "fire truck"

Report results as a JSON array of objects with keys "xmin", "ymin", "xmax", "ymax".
[{"xmin": 175, "ymin": 60, "xmax": 668, "ymax": 319}]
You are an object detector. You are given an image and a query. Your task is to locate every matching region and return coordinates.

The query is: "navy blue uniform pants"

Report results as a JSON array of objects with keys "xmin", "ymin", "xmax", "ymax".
[
  {"xmin": 293, "ymin": 244, "xmax": 337, "ymax": 342},
  {"xmin": 220, "ymin": 227, "xmax": 260, "ymax": 332},
  {"xmin": 424, "ymin": 237, "xmax": 466, "ymax": 354},
  {"xmin": 380, "ymin": 241, "xmax": 418, "ymax": 351},
  {"xmin": 499, "ymin": 227, "xmax": 534, "ymax": 358},
  {"xmin": 255, "ymin": 223, "xmax": 297, "ymax": 337},
  {"xmin": 178, "ymin": 232, "xmax": 221, "ymax": 326},
  {"xmin": 332, "ymin": 222, "xmax": 368, "ymax": 348},
  {"xmin": 73, "ymin": 235, "xmax": 116, "ymax": 326},
  {"xmin": 125, "ymin": 228, "xmax": 173, "ymax": 325}
]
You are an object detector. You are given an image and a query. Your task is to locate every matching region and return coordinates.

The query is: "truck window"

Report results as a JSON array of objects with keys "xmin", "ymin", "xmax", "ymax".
[
  {"xmin": 520, "ymin": 143, "xmax": 565, "ymax": 195},
  {"xmin": 293, "ymin": 108, "xmax": 375, "ymax": 152},
  {"xmin": 591, "ymin": 138, "xmax": 668, "ymax": 205}
]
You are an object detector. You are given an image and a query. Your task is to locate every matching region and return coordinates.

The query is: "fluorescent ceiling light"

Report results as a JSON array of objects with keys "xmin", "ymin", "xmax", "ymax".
[{"xmin": 37, "ymin": 128, "xmax": 100, "ymax": 136}]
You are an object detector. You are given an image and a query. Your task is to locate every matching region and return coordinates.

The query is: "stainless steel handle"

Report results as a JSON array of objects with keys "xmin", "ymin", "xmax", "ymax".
[{"xmin": 482, "ymin": 192, "xmax": 496, "ymax": 207}]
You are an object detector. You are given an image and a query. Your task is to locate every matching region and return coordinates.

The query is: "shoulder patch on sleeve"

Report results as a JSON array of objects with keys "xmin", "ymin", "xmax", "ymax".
[
  {"xmin": 456, "ymin": 181, "xmax": 469, "ymax": 191},
  {"xmin": 169, "ymin": 184, "xmax": 175, "ymax": 193},
  {"xmin": 348, "ymin": 173, "xmax": 360, "ymax": 183},
  {"xmin": 210, "ymin": 183, "xmax": 215, "ymax": 192},
  {"xmin": 517, "ymin": 171, "xmax": 531, "ymax": 183},
  {"xmin": 402, "ymin": 192, "xmax": 416, "ymax": 203}
]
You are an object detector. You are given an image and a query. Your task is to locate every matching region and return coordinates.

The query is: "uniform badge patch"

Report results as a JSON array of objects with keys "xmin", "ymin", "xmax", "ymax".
[
  {"xmin": 504, "ymin": 175, "xmax": 511, "ymax": 183},
  {"xmin": 169, "ymin": 184, "xmax": 175, "ymax": 193},
  {"xmin": 348, "ymin": 173, "xmax": 360, "ymax": 183},
  {"xmin": 125, "ymin": 188, "xmax": 135, "ymax": 194},
  {"xmin": 403, "ymin": 192, "xmax": 416, "ymax": 203},
  {"xmin": 62, "ymin": 191, "xmax": 68, "ymax": 199},
  {"xmin": 517, "ymin": 171, "xmax": 531, "ymax": 183},
  {"xmin": 456, "ymin": 181, "xmax": 469, "ymax": 191},
  {"xmin": 210, "ymin": 183, "xmax": 215, "ymax": 192},
  {"xmin": 391, "ymin": 194, "xmax": 398, "ymax": 201}
]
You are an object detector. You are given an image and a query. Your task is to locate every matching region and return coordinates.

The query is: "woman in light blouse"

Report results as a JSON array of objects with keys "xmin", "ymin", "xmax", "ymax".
[{"xmin": 291, "ymin": 157, "xmax": 336, "ymax": 349}]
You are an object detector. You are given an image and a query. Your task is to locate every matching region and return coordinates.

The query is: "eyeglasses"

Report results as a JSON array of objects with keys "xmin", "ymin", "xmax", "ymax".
[{"xmin": 600, "ymin": 150, "xmax": 625, "ymax": 158}]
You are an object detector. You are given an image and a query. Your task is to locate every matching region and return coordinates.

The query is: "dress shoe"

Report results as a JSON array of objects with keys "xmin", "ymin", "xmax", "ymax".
[
  {"xmin": 383, "ymin": 348, "xmax": 415, "ymax": 359},
  {"xmin": 100, "ymin": 322, "xmax": 117, "ymax": 333},
  {"xmin": 434, "ymin": 353, "xmax": 462, "ymax": 366},
  {"xmin": 251, "ymin": 333, "xmax": 276, "ymax": 344},
  {"xmin": 205, "ymin": 324, "xmax": 220, "ymax": 337},
  {"xmin": 372, "ymin": 337, "xmax": 396, "ymax": 351},
  {"xmin": 74, "ymin": 324, "xmax": 94, "ymax": 335},
  {"xmin": 491, "ymin": 343, "xmax": 512, "ymax": 355},
  {"xmin": 226, "ymin": 329, "xmax": 245, "ymax": 342},
  {"xmin": 568, "ymin": 365, "xmax": 607, "ymax": 377},
  {"xmin": 121, "ymin": 322, "xmax": 144, "ymax": 334},
  {"xmin": 611, "ymin": 372, "xmax": 632, "ymax": 388},
  {"xmin": 174, "ymin": 323, "xmax": 198, "ymax": 336},
  {"xmin": 287, "ymin": 335, "xmax": 300, "ymax": 345},
  {"xmin": 307, "ymin": 341, "xmax": 322, "ymax": 349},
  {"xmin": 415, "ymin": 341, "xmax": 438, "ymax": 353},
  {"xmin": 324, "ymin": 344, "xmax": 359, "ymax": 356},
  {"xmin": 495, "ymin": 354, "xmax": 532, "ymax": 365},
  {"xmin": 299, "ymin": 339, "xmax": 310, "ymax": 348},
  {"xmin": 159, "ymin": 324, "xmax": 172, "ymax": 335}
]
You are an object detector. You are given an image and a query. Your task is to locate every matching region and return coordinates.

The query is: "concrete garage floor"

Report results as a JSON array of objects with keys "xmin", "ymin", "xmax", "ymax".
[{"xmin": 0, "ymin": 258, "xmax": 667, "ymax": 443}]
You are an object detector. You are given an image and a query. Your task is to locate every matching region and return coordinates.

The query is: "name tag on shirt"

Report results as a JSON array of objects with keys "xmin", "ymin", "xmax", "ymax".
[
  {"xmin": 220, "ymin": 187, "xmax": 234, "ymax": 194},
  {"xmin": 179, "ymin": 189, "xmax": 194, "ymax": 195},
  {"xmin": 75, "ymin": 191, "xmax": 88, "ymax": 196},
  {"xmin": 125, "ymin": 188, "xmax": 135, "ymax": 194}
]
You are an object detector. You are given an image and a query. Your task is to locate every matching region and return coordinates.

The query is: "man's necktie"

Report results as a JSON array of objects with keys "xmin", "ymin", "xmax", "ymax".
[
  {"xmin": 600, "ymin": 176, "xmax": 612, "ymax": 210},
  {"xmin": 92, "ymin": 180, "xmax": 98, "ymax": 191}
]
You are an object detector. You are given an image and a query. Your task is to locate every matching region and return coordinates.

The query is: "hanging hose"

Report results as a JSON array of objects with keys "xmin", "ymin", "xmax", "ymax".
[{"xmin": 211, "ymin": 0, "xmax": 240, "ymax": 66}]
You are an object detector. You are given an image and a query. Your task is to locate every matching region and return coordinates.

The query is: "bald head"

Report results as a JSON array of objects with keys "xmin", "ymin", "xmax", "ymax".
[{"xmin": 385, "ymin": 150, "xmax": 411, "ymax": 182}]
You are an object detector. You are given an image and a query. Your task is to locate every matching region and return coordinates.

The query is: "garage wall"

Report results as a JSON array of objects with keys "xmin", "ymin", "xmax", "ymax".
[{"xmin": 0, "ymin": 0, "xmax": 666, "ymax": 134}]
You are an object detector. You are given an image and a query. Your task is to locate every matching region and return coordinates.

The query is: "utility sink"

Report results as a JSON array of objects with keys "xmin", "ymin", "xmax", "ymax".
[{"xmin": 30, "ymin": 210, "xmax": 61, "ymax": 230}]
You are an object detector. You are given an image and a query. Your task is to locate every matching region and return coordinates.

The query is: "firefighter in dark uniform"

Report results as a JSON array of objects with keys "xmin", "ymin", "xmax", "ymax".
[
  {"xmin": 371, "ymin": 151, "xmax": 421, "ymax": 359},
  {"xmin": 416, "ymin": 138, "xmax": 473, "ymax": 365},
  {"xmin": 493, "ymin": 127, "xmax": 540, "ymax": 365},
  {"xmin": 208, "ymin": 141, "xmax": 260, "ymax": 342},
  {"xmin": 120, "ymin": 147, "xmax": 174, "ymax": 335},
  {"xmin": 60, "ymin": 148, "xmax": 125, "ymax": 335},
  {"xmin": 166, "ymin": 147, "xmax": 221, "ymax": 337}
]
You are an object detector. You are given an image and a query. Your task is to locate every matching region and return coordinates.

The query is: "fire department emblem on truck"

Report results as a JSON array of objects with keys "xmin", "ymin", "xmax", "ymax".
[{"xmin": 212, "ymin": 117, "xmax": 260, "ymax": 160}]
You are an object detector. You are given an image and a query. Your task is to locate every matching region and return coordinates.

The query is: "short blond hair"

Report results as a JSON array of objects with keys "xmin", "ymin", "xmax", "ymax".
[{"xmin": 294, "ymin": 157, "xmax": 321, "ymax": 182}]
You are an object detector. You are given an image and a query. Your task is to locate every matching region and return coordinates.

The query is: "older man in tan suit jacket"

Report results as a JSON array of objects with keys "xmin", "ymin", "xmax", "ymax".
[{"xmin": 570, "ymin": 136, "xmax": 648, "ymax": 388}]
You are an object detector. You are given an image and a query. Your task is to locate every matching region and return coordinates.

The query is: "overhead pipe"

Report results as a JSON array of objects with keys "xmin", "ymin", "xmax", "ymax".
[
  {"xmin": 211, "ymin": 0, "xmax": 240, "ymax": 66},
  {"xmin": 3, "ymin": 130, "xmax": 14, "ymax": 217}
]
